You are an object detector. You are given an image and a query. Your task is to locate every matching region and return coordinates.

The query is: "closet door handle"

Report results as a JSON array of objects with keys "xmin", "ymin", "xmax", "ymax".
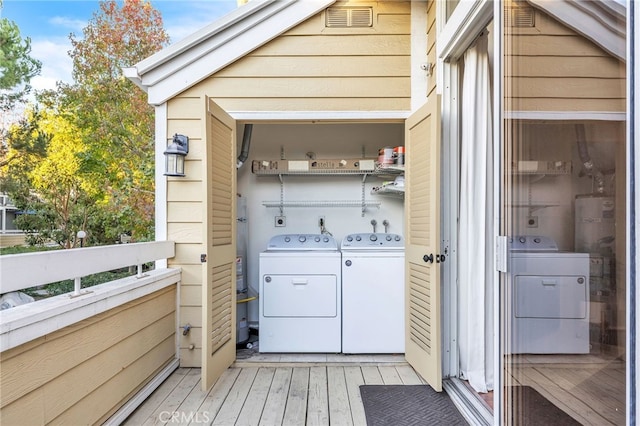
[{"xmin": 423, "ymin": 254, "xmax": 434, "ymax": 263}]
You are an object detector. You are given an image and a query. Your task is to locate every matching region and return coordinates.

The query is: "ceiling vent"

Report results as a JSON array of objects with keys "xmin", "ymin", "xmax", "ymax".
[
  {"xmin": 326, "ymin": 7, "xmax": 373, "ymax": 28},
  {"xmin": 505, "ymin": 5, "xmax": 535, "ymax": 27}
]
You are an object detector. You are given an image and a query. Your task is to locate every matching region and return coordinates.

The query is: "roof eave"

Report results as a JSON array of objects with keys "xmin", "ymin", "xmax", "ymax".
[{"xmin": 125, "ymin": 0, "xmax": 336, "ymax": 106}]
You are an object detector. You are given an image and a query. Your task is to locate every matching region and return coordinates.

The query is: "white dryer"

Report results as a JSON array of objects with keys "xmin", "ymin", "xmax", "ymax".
[
  {"xmin": 509, "ymin": 236, "xmax": 590, "ymax": 354},
  {"xmin": 341, "ymin": 233, "xmax": 405, "ymax": 353},
  {"xmin": 259, "ymin": 234, "xmax": 341, "ymax": 353}
]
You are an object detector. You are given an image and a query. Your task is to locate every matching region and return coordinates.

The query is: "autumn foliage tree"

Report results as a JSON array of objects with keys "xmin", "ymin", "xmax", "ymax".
[{"xmin": 65, "ymin": 0, "xmax": 169, "ymax": 241}]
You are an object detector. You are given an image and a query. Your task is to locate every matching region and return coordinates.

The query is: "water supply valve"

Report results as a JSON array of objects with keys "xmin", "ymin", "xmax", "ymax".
[{"xmin": 182, "ymin": 324, "xmax": 191, "ymax": 336}]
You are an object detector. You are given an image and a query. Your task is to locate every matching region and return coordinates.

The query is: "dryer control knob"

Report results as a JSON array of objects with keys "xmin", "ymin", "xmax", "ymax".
[
  {"xmin": 347, "ymin": 236, "xmax": 353, "ymax": 242},
  {"xmin": 395, "ymin": 235, "xmax": 401, "ymax": 241},
  {"xmin": 314, "ymin": 236, "xmax": 321, "ymax": 242},
  {"xmin": 370, "ymin": 234, "xmax": 378, "ymax": 242},
  {"xmin": 284, "ymin": 236, "xmax": 291, "ymax": 242},
  {"xmin": 323, "ymin": 237, "xmax": 329, "ymax": 242},
  {"xmin": 345, "ymin": 260, "xmax": 352, "ymax": 267},
  {"xmin": 386, "ymin": 235, "xmax": 392, "ymax": 241},
  {"xmin": 299, "ymin": 236, "xmax": 307, "ymax": 243},
  {"xmin": 356, "ymin": 236, "xmax": 362, "ymax": 241}
]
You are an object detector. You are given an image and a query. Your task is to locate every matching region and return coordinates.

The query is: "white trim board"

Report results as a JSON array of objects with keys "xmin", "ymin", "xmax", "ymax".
[{"xmin": 228, "ymin": 110, "xmax": 410, "ymax": 122}]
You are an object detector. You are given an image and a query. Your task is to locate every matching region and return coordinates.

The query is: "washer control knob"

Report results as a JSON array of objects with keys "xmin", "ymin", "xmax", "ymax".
[
  {"xmin": 323, "ymin": 237, "xmax": 329, "ymax": 242},
  {"xmin": 284, "ymin": 236, "xmax": 291, "ymax": 242},
  {"xmin": 370, "ymin": 234, "xmax": 378, "ymax": 242},
  {"xmin": 347, "ymin": 236, "xmax": 353, "ymax": 242},
  {"xmin": 534, "ymin": 237, "xmax": 541, "ymax": 243},
  {"xmin": 386, "ymin": 235, "xmax": 392, "ymax": 241},
  {"xmin": 299, "ymin": 235, "xmax": 306, "ymax": 243},
  {"xmin": 314, "ymin": 236, "xmax": 321, "ymax": 242},
  {"xmin": 356, "ymin": 235, "xmax": 362, "ymax": 241},
  {"xmin": 395, "ymin": 235, "xmax": 401, "ymax": 241},
  {"xmin": 519, "ymin": 237, "xmax": 526, "ymax": 244}
]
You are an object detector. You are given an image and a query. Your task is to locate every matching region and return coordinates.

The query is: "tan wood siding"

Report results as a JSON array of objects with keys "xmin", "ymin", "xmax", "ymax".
[
  {"xmin": 426, "ymin": 0, "xmax": 437, "ymax": 98},
  {"xmin": 0, "ymin": 286, "xmax": 177, "ymax": 425},
  {"xmin": 504, "ymin": 2, "xmax": 625, "ymax": 113},
  {"xmin": 179, "ymin": 1, "xmax": 412, "ymax": 112}
]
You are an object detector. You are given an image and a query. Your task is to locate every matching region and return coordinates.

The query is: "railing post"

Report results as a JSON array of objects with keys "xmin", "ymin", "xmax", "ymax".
[{"xmin": 74, "ymin": 277, "xmax": 81, "ymax": 296}]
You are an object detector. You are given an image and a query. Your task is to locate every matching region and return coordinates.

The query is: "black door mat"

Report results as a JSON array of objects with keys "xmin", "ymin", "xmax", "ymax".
[
  {"xmin": 508, "ymin": 386, "xmax": 581, "ymax": 425},
  {"xmin": 360, "ymin": 385, "xmax": 469, "ymax": 426}
]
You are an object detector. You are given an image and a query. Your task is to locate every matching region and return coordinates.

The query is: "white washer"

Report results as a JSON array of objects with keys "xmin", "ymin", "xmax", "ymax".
[
  {"xmin": 259, "ymin": 234, "xmax": 341, "ymax": 352},
  {"xmin": 341, "ymin": 233, "xmax": 405, "ymax": 353},
  {"xmin": 509, "ymin": 236, "xmax": 590, "ymax": 354}
]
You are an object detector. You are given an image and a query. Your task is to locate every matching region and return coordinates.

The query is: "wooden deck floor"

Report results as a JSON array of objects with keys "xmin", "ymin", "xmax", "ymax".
[
  {"xmin": 507, "ymin": 354, "xmax": 626, "ymax": 426},
  {"xmin": 123, "ymin": 354, "xmax": 427, "ymax": 426}
]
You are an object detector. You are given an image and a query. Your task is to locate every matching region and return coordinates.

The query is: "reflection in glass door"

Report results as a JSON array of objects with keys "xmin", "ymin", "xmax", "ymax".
[{"xmin": 500, "ymin": 1, "xmax": 627, "ymax": 425}]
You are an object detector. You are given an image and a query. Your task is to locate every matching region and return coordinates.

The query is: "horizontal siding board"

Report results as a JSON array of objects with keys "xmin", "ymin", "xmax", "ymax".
[
  {"xmin": 180, "ymin": 284, "xmax": 202, "ymax": 306},
  {"xmin": 167, "ymin": 120, "xmax": 202, "ymax": 140},
  {"xmin": 210, "ymin": 97, "xmax": 411, "ymax": 112},
  {"xmin": 0, "ymin": 287, "xmax": 175, "ymax": 408},
  {"xmin": 180, "ymin": 265, "xmax": 203, "ymax": 285},
  {"xmin": 505, "ymin": 77, "xmax": 625, "ymax": 98},
  {"xmin": 509, "ymin": 56, "xmax": 624, "ymax": 78},
  {"xmin": 506, "ymin": 35, "xmax": 612, "ymax": 57},
  {"xmin": 167, "ymin": 202, "xmax": 202, "ymax": 223},
  {"xmin": 171, "ymin": 243, "xmax": 204, "ymax": 265},
  {"xmin": 250, "ymin": 34, "xmax": 410, "ymax": 56},
  {"xmin": 167, "ymin": 97, "xmax": 202, "ymax": 119},
  {"xmin": 201, "ymin": 77, "xmax": 410, "ymax": 98},
  {"xmin": 41, "ymin": 314, "xmax": 176, "ymax": 423},
  {"xmin": 168, "ymin": 182, "xmax": 203, "ymax": 202},
  {"xmin": 509, "ymin": 98, "xmax": 626, "ymax": 112},
  {"xmin": 0, "ymin": 288, "xmax": 176, "ymax": 424},
  {"xmin": 167, "ymin": 222, "xmax": 204, "ymax": 244},
  {"xmin": 181, "ymin": 306, "xmax": 203, "ymax": 328},
  {"xmin": 53, "ymin": 336, "xmax": 175, "ymax": 425},
  {"xmin": 217, "ymin": 55, "xmax": 410, "ymax": 78}
]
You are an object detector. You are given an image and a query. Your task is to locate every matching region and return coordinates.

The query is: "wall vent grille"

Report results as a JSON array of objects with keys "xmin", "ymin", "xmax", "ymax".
[
  {"xmin": 326, "ymin": 7, "xmax": 373, "ymax": 28},
  {"xmin": 505, "ymin": 5, "xmax": 535, "ymax": 27}
]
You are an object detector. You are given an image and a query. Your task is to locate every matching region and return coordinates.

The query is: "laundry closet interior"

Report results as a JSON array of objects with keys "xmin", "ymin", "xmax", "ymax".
[{"xmin": 234, "ymin": 121, "xmax": 406, "ymax": 353}]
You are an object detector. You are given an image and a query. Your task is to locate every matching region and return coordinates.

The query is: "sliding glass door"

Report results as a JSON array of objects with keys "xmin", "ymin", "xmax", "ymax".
[{"xmin": 499, "ymin": 1, "xmax": 627, "ymax": 424}]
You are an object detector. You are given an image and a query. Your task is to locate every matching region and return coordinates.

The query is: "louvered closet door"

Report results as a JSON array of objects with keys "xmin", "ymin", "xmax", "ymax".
[
  {"xmin": 404, "ymin": 98, "xmax": 442, "ymax": 391},
  {"xmin": 202, "ymin": 98, "xmax": 236, "ymax": 391}
]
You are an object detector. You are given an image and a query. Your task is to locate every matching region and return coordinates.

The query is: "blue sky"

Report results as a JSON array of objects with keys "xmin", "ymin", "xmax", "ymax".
[{"xmin": 1, "ymin": 0, "xmax": 239, "ymax": 91}]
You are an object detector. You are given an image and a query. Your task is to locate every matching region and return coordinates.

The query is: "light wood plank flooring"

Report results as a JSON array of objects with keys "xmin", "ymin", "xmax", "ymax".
[
  {"xmin": 506, "ymin": 354, "xmax": 626, "ymax": 426},
  {"xmin": 123, "ymin": 354, "xmax": 426, "ymax": 426}
]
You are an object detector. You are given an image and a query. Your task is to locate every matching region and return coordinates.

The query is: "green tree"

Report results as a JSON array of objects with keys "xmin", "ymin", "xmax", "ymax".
[
  {"xmin": 66, "ymin": 0, "xmax": 169, "ymax": 241},
  {"xmin": 0, "ymin": 0, "xmax": 42, "ymax": 111},
  {"xmin": 2, "ymin": 105, "xmax": 101, "ymax": 248}
]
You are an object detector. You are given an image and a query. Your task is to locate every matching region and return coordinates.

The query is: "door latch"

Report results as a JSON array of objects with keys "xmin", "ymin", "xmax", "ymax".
[{"xmin": 200, "ymin": 254, "xmax": 207, "ymax": 263}]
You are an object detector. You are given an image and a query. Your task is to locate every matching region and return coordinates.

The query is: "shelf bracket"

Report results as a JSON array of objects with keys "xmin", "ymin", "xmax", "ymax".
[
  {"xmin": 279, "ymin": 174, "xmax": 284, "ymax": 215},
  {"xmin": 361, "ymin": 174, "xmax": 368, "ymax": 217}
]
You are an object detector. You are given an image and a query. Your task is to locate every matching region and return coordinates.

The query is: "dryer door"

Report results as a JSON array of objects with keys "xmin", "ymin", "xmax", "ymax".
[{"xmin": 262, "ymin": 275, "xmax": 338, "ymax": 317}]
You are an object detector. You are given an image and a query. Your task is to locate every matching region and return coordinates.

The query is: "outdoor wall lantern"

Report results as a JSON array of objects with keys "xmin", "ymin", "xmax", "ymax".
[{"xmin": 164, "ymin": 134, "xmax": 189, "ymax": 177}]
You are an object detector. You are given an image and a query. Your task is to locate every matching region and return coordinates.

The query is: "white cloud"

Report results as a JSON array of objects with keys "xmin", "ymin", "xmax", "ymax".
[
  {"xmin": 49, "ymin": 16, "xmax": 87, "ymax": 33},
  {"xmin": 30, "ymin": 37, "xmax": 74, "ymax": 90}
]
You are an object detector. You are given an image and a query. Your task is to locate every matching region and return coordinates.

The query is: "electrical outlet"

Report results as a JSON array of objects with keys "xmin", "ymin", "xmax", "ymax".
[
  {"xmin": 526, "ymin": 216, "xmax": 538, "ymax": 228},
  {"xmin": 275, "ymin": 216, "xmax": 286, "ymax": 227},
  {"xmin": 318, "ymin": 216, "xmax": 325, "ymax": 227}
]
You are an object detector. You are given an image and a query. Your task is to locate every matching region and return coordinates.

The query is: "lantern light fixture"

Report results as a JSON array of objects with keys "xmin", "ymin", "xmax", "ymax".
[{"xmin": 164, "ymin": 134, "xmax": 189, "ymax": 177}]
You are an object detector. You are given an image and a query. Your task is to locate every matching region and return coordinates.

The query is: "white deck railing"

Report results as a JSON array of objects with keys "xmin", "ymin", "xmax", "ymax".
[{"xmin": 0, "ymin": 241, "xmax": 179, "ymax": 351}]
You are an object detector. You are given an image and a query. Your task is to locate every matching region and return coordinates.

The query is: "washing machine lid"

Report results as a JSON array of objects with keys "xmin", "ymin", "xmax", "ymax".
[
  {"xmin": 509, "ymin": 235, "xmax": 558, "ymax": 252},
  {"xmin": 341, "ymin": 233, "xmax": 404, "ymax": 251},
  {"xmin": 265, "ymin": 233, "xmax": 338, "ymax": 251}
]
